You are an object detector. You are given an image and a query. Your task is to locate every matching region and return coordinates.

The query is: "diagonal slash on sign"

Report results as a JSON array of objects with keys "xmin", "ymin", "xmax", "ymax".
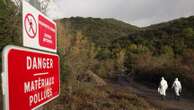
[{"xmin": 27, "ymin": 16, "xmax": 35, "ymax": 35}]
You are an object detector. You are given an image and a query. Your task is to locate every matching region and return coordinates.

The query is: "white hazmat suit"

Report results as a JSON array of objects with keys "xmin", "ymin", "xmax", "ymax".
[
  {"xmin": 158, "ymin": 77, "xmax": 168, "ymax": 96},
  {"xmin": 172, "ymin": 78, "xmax": 182, "ymax": 96}
]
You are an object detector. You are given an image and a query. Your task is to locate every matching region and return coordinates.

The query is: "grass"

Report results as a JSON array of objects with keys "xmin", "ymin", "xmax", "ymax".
[{"xmin": 44, "ymin": 82, "xmax": 157, "ymax": 110}]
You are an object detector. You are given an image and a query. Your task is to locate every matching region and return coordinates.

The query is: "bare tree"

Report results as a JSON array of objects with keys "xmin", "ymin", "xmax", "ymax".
[
  {"xmin": 14, "ymin": 0, "xmax": 21, "ymax": 8},
  {"xmin": 10, "ymin": 0, "xmax": 50, "ymax": 15},
  {"xmin": 39, "ymin": 0, "xmax": 50, "ymax": 14},
  {"xmin": 28, "ymin": 0, "xmax": 50, "ymax": 14}
]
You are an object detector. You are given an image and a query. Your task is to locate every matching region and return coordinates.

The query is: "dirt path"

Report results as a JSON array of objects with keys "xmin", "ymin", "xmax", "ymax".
[{"xmin": 116, "ymin": 75, "xmax": 194, "ymax": 110}]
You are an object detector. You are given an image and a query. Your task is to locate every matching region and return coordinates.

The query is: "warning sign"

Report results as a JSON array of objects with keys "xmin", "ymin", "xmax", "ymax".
[
  {"xmin": 24, "ymin": 13, "xmax": 37, "ymax": 38},
  {"xmin": 39, "ymin": 15, "xmax": 56, "ymax": 49},
  {"xmin": 23, "ymin": 1, "xmax": 57, "ymax": 52},
  {"xmin": 1, "ymin": 45, "xmax": 60, "ymax": 110}
]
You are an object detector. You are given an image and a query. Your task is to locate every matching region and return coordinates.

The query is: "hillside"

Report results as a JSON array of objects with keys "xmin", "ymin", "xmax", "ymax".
[
  {"xmin": 61, "ymin": 17, "xmax": 139, "ymax": 47},
  {"xmin": 112, "ymin": 16, "xmax": 194, "ymax": 92},
  {"xmin": 1, "ymin": 0, "xmax": 194, "ymax": 109},
  {"xmin": 113, "ymin": 16, "xmax": 194, "ymax": 50}
]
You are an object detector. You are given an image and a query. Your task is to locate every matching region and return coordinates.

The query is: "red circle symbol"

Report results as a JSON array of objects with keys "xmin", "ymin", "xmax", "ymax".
[{"xmin": 24, "ymin": 13, "xmax": 37, "ymax": 39}]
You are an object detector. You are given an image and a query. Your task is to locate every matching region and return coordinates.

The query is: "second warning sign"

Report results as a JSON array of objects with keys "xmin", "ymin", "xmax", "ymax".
[{"xmin": 23, "ymin": 1, "xmax": 57, "ymax": 52}]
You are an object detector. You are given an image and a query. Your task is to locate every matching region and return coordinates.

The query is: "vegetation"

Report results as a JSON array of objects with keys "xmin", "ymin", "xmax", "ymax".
[
  {"xmin": 61, "ymin": 15, "xmax": 194, "ymax": 92},
  {"xmin": 1, "ymin": 0, "xmax": 194, "ymax": 109},
  {"xmin": 111, "ymin": 16, "xmax": 194, "ymax": 91},
  {"xmin": 61, "ymin": 17, "xmax": 138, "ymax": 47},
  {"xmin": 0, "ymin": 0, "xmax": 21, "ymax": 50}
]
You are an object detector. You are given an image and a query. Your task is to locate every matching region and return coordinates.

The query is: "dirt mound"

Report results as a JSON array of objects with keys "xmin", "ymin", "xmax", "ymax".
[{"xmin": 77, "ymin": 70, "xmax": 107, "ymax": 86}]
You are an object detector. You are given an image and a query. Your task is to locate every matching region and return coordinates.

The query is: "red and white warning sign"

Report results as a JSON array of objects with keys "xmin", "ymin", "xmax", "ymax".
[
  {"xmin": 23, "ymin": 1, "xmax": 57, "ymax": 52},
  {"xmin": 1, "ymin": 45, "xmax": 60, "ymax": 110}
]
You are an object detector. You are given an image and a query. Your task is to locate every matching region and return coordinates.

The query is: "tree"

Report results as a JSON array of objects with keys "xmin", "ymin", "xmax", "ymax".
[
  {"xmin": 0, "ymin": 0, "xmax": 21, "ymax": 50},
  {"xmin": 182, "ymin": 27, "xmax": 194, "ymax": 48},
  {"xmin": 182, "ymin": 27, "xmax": 194, "ymax": 38}
]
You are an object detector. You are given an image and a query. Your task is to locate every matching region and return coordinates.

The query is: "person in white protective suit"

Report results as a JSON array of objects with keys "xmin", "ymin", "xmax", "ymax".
[
  {"xmin": 158, "ymin": 77, "xmax": 168, "ymax": 100},
  {"xmin": 172, "ymin": 78, "xmax": 182, "ymax": 100}
]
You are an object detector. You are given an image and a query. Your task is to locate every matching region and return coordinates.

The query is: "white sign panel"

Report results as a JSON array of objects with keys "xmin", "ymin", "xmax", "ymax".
[{"xmin": 23, "ymin": 1, "xmax": 57, "ymax": 52}]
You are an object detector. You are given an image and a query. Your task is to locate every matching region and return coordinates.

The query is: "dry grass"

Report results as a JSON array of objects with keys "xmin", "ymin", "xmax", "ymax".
[{"xmin": 44, "ymin": 82, "xmax": 157, "ymax": 110}]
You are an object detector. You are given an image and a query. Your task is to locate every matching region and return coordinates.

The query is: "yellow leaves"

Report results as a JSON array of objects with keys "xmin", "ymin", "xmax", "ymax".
[
  {"xmin": 116, "ymin": 49, "xmax": 126, "ymax": 70},
  {"xmin": 128, "ymin": 44, "xmax": 137, "ymax": 50},
  {"xmin": 56, "ymin": 21, "xmax": 98, "ymax": 77}
]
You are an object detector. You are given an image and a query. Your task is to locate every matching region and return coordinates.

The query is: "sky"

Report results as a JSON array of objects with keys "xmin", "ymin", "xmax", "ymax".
[{"xmin": 46, "ymin": 0, "xmax": 194, "ymax": 27}]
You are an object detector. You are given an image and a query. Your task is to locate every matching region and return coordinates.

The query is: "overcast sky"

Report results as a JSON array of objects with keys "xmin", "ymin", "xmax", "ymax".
[{"xmin": 46, "ymin": 0, "xmax": 194, "ymax": 27}]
